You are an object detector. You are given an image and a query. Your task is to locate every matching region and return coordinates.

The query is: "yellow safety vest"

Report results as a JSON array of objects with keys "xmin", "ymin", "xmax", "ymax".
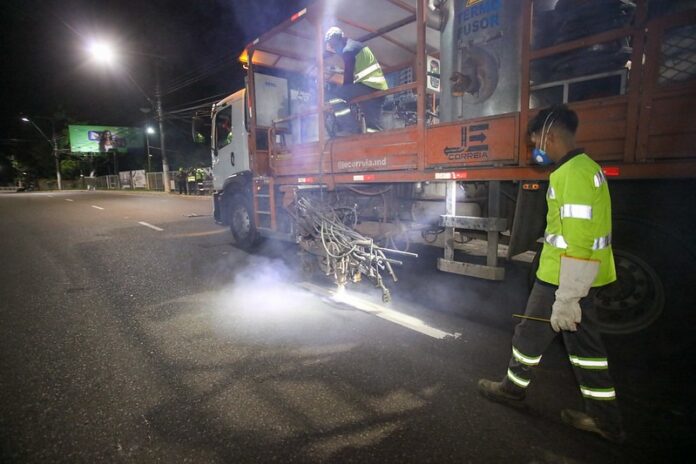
[
  {"xmin": 353, "ymin": 47, "xmax": 388, "ymax": 90},
  {"xmin": 536, "ymin": 151, "xmax": 616, "ymax": 287}
]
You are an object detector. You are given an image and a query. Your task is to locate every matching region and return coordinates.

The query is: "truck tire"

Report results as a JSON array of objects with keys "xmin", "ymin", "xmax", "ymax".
[
  {"xmin": 526, "ymin": 230, "xmax": 668, "ymax": 336},
  {"xmin": 228, "ymin": 193, "xmax": 258, "ymax": 250},
  {"xmin": 593, "ymin": 248, "xmax": 664, "ymax": 335},
  {"xmin": 606, "ymin": 218, "xmax": 696, "ymax": 358}
]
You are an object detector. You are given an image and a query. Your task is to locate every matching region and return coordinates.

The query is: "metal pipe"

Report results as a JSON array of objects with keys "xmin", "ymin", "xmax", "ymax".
[{"xmin": 513, "ymin": 314, "xmax": 550, "ymax": 323}]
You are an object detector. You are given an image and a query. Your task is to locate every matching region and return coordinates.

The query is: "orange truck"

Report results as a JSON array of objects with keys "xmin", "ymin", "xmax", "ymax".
[{"xmin": 205, "ymin": 0, "xmax": 696, "ymax": 337}]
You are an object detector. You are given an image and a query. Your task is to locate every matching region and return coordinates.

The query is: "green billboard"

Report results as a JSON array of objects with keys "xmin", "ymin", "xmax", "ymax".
[{"xmin": 68, "ymin": 125, "xmax": 143, "ymax": 154}]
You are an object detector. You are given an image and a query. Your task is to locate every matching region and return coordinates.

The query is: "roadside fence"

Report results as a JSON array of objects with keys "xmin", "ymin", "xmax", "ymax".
[{"xmin": 28, "ymin": 170, "xmax": 213, "ymax": 195}]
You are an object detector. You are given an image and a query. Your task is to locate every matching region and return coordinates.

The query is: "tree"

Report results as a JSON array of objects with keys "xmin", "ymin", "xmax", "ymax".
[{"xmin": 60, "ymin": 159, "xmax": 81, "ymax": 180}]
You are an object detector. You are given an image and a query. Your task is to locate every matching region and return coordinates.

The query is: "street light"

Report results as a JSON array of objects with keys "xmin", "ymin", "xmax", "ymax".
[
  {"xmin": 86, "ymin": 38, "xmax": 172, "ymax": 192},
  {"xmin": 20, "ymin": 116, "xmax": 62, "ymax": 190},
  {"xmin": 87, "ymin": 40, "xmax": 116, "ymax": 66}
]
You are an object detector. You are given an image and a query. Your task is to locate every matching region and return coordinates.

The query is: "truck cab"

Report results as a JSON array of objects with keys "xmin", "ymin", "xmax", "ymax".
[{"xmin": 211, "ymin": 89, "xmax": 249, "ymax": 188}]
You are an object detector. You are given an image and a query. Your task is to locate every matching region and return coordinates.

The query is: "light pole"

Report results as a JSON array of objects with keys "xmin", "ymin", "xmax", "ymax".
[
  {"xmin": 154, "ymin": 67, "xmax": 171, "ymax": 192},
  {"xmin": 145, "ymin": 125, "xmax": 155, "ymax": 173},
  {"xmin": 21, "ymin": 116, "xmax": 62, "ymax": 190},
  {"xmin": 87, "ymin": 39, "xmax": 171, "ymax": 192}
]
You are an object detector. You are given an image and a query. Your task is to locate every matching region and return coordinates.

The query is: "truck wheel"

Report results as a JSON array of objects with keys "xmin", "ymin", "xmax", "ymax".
[
  {"xmin": 593, "ymin": 249, "xmax": 664, "ymax": 335},
  {"xmin": 606, "ymin": 218, "xmax": 696, "ymax": 357},
  {"xmin": 527, "ymin": 236, "xmax": 668, "ymax": 336},
  {"xmin": 228, "ymin": 193, "xmax": 258, "ymax": 250}
]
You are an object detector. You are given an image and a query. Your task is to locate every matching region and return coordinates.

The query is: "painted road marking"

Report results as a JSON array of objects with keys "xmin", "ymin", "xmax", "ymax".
[
  {"xmin": 138, "ymin": 221, "xmax": 164, "ymax": 231},
  {"xmin": 65, "ymin": 199, "xmax": 74, "ymax": 202},
  {"xmin": 91, "ymin": 205, "xmax": 104, "ymax": 210},
  {"xmin": 298, "ymin": 282, "xmax": 461, "ymax": 340},
  {"xmin": 169, "ymin": 229, "xmax": 227, "ymax": 238}
]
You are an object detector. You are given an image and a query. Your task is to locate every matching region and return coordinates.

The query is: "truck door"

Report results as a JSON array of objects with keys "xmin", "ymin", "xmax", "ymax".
[{"xmin": 212, "ymin": 91, "xmax": 249, "ymax": 190}]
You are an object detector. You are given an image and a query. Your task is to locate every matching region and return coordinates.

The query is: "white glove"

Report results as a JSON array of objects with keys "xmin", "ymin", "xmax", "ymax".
[
  {"xmin": 551, "ymin": 256, "xmax": 600, "ymax": 333},
  {"xmin": 551, "ymin": 298, "xmax": 581, "ymax": 332}
]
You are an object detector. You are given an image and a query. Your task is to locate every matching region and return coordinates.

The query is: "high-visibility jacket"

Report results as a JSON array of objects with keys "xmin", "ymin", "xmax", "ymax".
[
  {"xmin": 536, "ymin": 150, "xmax": 616, "ymax": 287},
  {"xmin": 352, "ymin": 45, "xmax": 388, "ymax": 90}
]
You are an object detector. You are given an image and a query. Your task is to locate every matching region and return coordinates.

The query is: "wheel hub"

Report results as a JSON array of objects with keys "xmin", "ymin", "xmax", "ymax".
[{"xmin": 594, "ymin": 250, "xmax": 664, "ymax": 334}]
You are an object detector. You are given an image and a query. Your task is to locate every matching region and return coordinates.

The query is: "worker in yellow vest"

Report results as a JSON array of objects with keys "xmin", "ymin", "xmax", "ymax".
[
  {"xmin": 186, "ymin": 168, "xmax": 196, "ymax": 195},
  {"xmin": 478, "ymin": 105, "xmax": 625, "ymax": 443},
  {"xmin": 194, "ymin": 167, "xmax": 206, "ymax": 195},
  {"xmin": 324, "ymin": 26, "xmax": 388, "ymax": 133}
]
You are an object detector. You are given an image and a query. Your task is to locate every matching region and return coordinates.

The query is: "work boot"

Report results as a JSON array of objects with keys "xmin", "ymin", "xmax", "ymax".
[
  {"xmin": 561, "ymin": 409, "xmax": 626, "ymax": 444},
  {"xmin": 477, "ymin": 379, "xmax": 526, "ymax": 409}
]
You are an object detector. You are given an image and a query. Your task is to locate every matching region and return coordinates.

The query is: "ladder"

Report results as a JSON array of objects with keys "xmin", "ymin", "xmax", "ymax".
[{"xmin": 252, "ymin": 177, "xmax": 276, "ymax": 232}]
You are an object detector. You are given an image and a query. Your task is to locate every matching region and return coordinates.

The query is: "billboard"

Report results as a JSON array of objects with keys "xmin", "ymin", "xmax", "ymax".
[{"xmin": 68, "ymin": 125, "xmax": 143, "ymax": 154}]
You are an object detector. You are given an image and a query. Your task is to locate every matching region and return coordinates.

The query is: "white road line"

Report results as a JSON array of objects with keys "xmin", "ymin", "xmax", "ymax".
[
  {"xmin": 299, "ymin": 282, "xmax": 461, "ymax": 340},
  {"xmin": 65, "ymin": 199, "xmax": 74, "ymax": 202},
  {"xmin": 138, "ymin": 221, "xmax": 164, "ymax": 232},
  {"xmin": 91, "ymin": 205, "xmax": 104, "ymax": 210}
]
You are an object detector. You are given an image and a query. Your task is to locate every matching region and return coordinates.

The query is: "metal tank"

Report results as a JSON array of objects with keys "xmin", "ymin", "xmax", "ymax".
[{"xmin": 440, "ymin": 0, "xmax": 523, "ymax": 122}]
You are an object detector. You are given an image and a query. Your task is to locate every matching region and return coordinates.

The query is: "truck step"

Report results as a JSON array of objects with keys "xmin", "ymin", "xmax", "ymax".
[
  {"xmin": 437, "ymin": 258, "xmax": 505, "ymax": 281},
  {"xmin": 440, "ymin": 215, "xmax": 507, "ymax": 232}
]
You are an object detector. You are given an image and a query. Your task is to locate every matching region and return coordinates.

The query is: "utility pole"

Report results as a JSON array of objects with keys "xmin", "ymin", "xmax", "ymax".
[
  {"xmin": 145, "ymin": 131, "xmax": 152, "ymax": 173},
  {"xmin": 155, "ymin": 66, "xmax": 171, "ymax": 193},
  {"xmin": 51, "ymin": 122, "xmax": 62, "ymax": 190},
  {"xmin": 22, "ymin": 116, "xmax": 61, "ymax": 190}
]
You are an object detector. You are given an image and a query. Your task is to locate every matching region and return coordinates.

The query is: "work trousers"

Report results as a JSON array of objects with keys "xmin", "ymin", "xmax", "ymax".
[
  {"xmin": 503, "ymin": 281, "xmax": 622, "ymax": 430},
  {"xmin": 328, "ymin": 83, "xmax": 384, "ymax": 131}
]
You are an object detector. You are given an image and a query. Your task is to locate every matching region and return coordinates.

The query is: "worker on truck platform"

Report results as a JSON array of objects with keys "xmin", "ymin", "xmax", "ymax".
[
  {"xmin": 478, "ymin": 105, "xmax": 625, "ymax": 444},
  {"xmin": 324, "ymin": 26, "xmax": 388, "ymax": 133}
]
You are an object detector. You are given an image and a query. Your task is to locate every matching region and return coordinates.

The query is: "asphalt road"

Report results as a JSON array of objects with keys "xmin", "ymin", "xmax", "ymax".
[{"xmin": 0, "ymin": 191, "xmax": 692, "ymax": 463}]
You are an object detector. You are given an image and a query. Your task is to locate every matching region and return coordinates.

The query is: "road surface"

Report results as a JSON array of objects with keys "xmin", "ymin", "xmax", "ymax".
[{"xmin": 0, "ymin": 191, "xmax": 691, "ymax": 463}]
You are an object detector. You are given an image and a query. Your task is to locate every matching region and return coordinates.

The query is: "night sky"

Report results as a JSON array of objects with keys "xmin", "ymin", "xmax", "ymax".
[{"xmin": 1, "ymin": 0, "xmax": 309, "ymax": 158}]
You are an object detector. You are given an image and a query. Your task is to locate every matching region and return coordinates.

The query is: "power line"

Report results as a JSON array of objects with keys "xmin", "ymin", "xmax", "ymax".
[
  {"xmin": 164, "ymin": 54, "xmax": 231, "ymax": 88},
  {"xmin": 166, "ymin": 92, "xmax": 230, "ymax": 112},
  {"xmin": 164, "ymin": 53, "xmax": 235, "ymax": 89},
  {"xmin": 163, "ymin": 54, "xmax": 238, "ymax": 95}
]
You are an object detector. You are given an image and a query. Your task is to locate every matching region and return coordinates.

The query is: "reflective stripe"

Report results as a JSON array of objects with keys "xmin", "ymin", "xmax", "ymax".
[
  {"xmin": 545, "ymin": 232, "xmax": 568, "ymax": 249},
  {"xmin": 560, "ymin": 204, "xmax": 593, "ymax": 220},
  {"xmin": 569, "ymin": 355, "xmax": 608, "ymax": 369},
  {"xmin": 594, "ymin": 171, "xmax": 607, "ymax": 188},
  {"xmin": 334, "ymin": 108, "xmax": 351, "ymax": 117},
  {"xmin": 580, "ymin": 386, "xmax": 616, "ymax": 400},
  {"xmin": 545, "ymin": 232, "xmax": 611, "ymax": 250},
  {"xmin": 354, "ymin": 62, "xmax": 381, "ymax": 81},
  {"xmin": 592, "ymin": 234, "xmax": 612, "ymax": 250},
  {"xmin": 512, "ymin": 347, "xmax": 542, "ymax": 366},
  {"xmin": 507, "ymin": 369, "xmax": 530, "ymax": 388},
  {"xmin": 547, "ymin": 187, "xmax": 556, "ymax": 200}
]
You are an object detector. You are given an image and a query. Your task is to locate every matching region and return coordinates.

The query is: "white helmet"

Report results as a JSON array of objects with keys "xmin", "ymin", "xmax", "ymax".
[{"xmin": 324, "ymin": 26, "xmax": 345, "ymax": 44}]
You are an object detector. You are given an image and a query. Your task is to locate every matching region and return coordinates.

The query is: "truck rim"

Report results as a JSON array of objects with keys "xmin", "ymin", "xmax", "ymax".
[
  {"xmin": 232, "ymin": 204, "xmax": 252, "ymax": 241},
  {"xmin": 594, "ymin": 249, "xmax": 665, "ymax": 335}
]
